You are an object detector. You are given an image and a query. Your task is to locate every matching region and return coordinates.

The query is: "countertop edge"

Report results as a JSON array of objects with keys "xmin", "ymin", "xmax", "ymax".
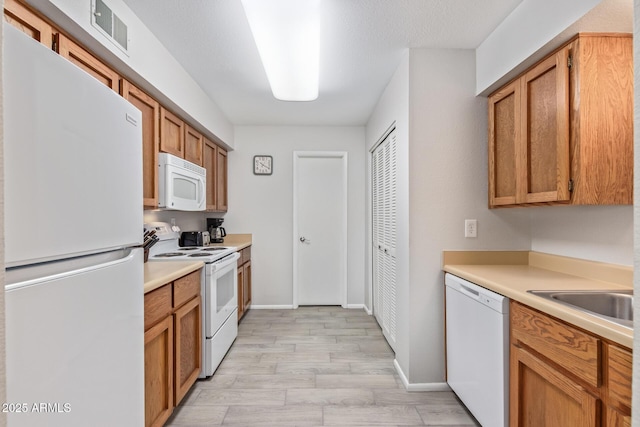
[
  {"xmin": 209, "ymin": 234, "xmax": 252, "ymax": 251},
  {"xmin": 144, "ymin": 261, "xmax": 205, "ymax": 294},
  {"xmin": 443, "ymin": 264, "xmax": 633, "ymax": 349}
]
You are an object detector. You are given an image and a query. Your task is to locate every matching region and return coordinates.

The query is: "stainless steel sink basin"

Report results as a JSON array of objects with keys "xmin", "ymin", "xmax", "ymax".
[{"xmin": 528, "ymin": 290, "xmax": 633, "ymax": 328}]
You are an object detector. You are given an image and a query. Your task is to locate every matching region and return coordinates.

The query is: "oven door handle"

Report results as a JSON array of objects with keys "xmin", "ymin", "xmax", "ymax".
[{"xmin": 213, "ymin": 252, "xmax": 240, "ymax": 278}]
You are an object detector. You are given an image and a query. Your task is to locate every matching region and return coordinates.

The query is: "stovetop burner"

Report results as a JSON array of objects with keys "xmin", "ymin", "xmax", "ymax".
[
  {"xmin": 154, "ymin": 253, "xmax": 185, "ymax": 258},
  {"xmin": 202, "ymin": 247, "xmax": 227, "ymax": 251},
  {"xmin": 188, "ymin": 253, "xmax": 214, "ymax": 257}
]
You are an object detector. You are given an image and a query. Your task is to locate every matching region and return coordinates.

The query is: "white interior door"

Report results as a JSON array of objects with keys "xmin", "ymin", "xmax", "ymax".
[{"xmin": 293, "ymin": 152, "xmax": 348, "ymax": 306}]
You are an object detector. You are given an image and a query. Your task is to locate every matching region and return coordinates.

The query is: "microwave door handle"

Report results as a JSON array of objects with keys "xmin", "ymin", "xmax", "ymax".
[{"xmin": 198, "ymin": 176, "xmax": 205, "ymax": 207}]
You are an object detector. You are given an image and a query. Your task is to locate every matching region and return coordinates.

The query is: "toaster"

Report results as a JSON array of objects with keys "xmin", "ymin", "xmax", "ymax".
[{"xmin": 179, "ymin": 231, "xmax": 210, "ymax": 247}]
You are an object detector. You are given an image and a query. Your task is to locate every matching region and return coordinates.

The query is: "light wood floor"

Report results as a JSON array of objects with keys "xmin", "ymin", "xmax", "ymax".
[{"xmin": 166, "ymin": 306, "xmax": 480, "ymax": 426}]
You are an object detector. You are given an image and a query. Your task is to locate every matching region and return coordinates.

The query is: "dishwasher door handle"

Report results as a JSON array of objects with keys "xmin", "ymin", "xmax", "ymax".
[{"xmin": 458, "ymin": 284, "xmax": 480, "ymax": 300}]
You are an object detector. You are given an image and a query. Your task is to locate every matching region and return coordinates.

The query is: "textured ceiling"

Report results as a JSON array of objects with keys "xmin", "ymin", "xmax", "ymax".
[{"xmin": 122, "ymin": 0, "xmax": 525, "ymax": 125}]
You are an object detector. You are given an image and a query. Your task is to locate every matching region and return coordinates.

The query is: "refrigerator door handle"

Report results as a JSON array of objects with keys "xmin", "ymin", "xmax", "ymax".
[{"xmin": 5, "ymin": 249, "xmax": 140, "ymax": 291}]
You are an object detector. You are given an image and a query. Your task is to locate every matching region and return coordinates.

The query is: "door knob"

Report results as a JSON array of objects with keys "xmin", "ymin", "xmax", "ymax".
[{"xmin": 299, "ymin": 237, "xmax": 311, "ymax": 243}]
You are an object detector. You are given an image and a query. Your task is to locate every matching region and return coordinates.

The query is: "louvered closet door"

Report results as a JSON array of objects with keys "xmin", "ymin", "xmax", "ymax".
[{"xmin": 372, "ymin": 129, "xmax": 397, "ymax": 351}]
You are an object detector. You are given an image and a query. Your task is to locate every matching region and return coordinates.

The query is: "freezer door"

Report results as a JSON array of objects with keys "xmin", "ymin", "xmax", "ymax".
[
  {"xmin": 5, "ymin": 249, "xmax": 144, "ymax": 427},
  {"xmin": 3, "ymin": 26, "xmax": 142, "ymax": 267}
]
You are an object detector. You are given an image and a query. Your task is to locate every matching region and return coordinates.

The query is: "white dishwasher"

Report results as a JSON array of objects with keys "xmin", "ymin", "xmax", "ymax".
[{"xmin": 445, "ymin": 273, "xmax": 509, "ymax": 427}]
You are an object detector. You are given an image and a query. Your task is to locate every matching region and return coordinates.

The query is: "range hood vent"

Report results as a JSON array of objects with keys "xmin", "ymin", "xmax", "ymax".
[{"xmin": 91, "ymin": 0, "xmax": 129, "ymax": 54}]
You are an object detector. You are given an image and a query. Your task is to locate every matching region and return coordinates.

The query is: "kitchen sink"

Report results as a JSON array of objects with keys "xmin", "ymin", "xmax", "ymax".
[{"xmin": 528, "ymin": 290, "xmax": 633, "ymax": 328}]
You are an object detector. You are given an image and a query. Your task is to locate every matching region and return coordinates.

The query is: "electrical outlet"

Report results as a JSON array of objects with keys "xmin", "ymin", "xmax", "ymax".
[{"xmin": 465, "ymin": 219, "xmax": 477, "ymax": 238}]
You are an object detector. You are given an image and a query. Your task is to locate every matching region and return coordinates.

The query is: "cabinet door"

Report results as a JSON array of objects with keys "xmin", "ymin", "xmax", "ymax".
[
  {"xmin": 216, "ymin": 147, "xmax": 228, "ymax": 211},
  {"xmin": 160, "ymin": 108, "xmax": 184, "ymax": 158},
  {"xmin": 243, "ymin": 260, "xmax": 252, "ymax": 311},
  {"xmin": 174, "ymin": 296, "xmax": 201, "ymax": 405},
  {"xmin": 570, "ymin": 35, "xmax": 633, "ymax": 205},
  {"xmin": 4, "ymin": 0, "xmax": 54, "ymax": 48},
  {"xmin": 184, "ymin": 125, "xmax": 204, "ymax": 166},
  {"xmin": 510, "ymin": 344, "xmax": 598, "ymax": 427},
  {"xmin": 121, "ymin": 80, "xmax": 160, "ymax": 209},
  {"xmin": 605, "ymin": 407, "xmax": 632, "ymax": 427},
  {"xmin": 237, "ymin": 263, "xmax": 244, "ymax": 321},
  {"xmin": 203, "ymin": 139, "xmax": 218, "ymax": 211},
  {"xmin": 145, "ymin": 316, "xmax": 173, "ymax": 427},
  {"xmin": 520, "ymin": 48, "xmax": 570, "ymax": 204},
  {"xmin": 488, "ymin": 79, "xmax": 520, "ymax": 206},
  {"xmin": 606, "ymin": 343, "xmax": 632, "ymax": 425},
  {"xmin": 56, "ymin": 33, "xmax": 120, "ymax": 91}
]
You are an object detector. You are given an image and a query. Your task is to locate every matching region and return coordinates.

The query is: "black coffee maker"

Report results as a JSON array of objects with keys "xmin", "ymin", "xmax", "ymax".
[{"xmin": 207, "ymin": 218, "xmax": 226, "ymax": 243}]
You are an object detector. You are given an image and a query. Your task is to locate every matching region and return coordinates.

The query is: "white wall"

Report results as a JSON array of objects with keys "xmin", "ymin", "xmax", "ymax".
[
  {"xmin": 406, "ymin": 49, "xmax": 531, "ymax": 384},
  {"xmin": 224, "ymin": 126, "xmax": 366, "ymax": 308},
  {"xmin": 365, "ymin": 51, "xmax": 411, "ymax": 376},
  {"xmin": 27, "ymin": 0, "xmax": 234, "ymax": 147},
  {"xmin": 531, "ymin": 206, "xmax": 633, "ymax": 265},
  {"xmin": 476, "ymin": 0, "xmax": 600, "ymax": 94},
  {"xmin": 365, "ymin": 48, "xmax": 532, "ymax": 386},
  {"xmin": 143, "ymin": 210, "xmax": 208, "ymax": 233}
]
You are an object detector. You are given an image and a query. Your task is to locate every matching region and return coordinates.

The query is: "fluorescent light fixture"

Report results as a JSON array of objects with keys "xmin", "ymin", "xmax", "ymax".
[{"xmin": 241, "ymin": 0, "xmax": 320, "ymax": 101}]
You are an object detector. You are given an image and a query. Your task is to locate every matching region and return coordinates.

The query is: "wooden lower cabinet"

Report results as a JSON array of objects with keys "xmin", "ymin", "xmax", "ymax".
[
  {"xmin": 510, "ymin": 343, "xmax": 598, "ymax": 427},
  {"xmin": 510, "ymin": 301, "xmax": 632, "ymax": 427},
  {"xmin": 237, "ymin": 246, "xmax": 252, "ymax": 321},
  {"xmin": 144, "ymin": 269, "xmax": 202, "ymax": 427},
  {"xmin": 144, "ymin": 316, "xmax": 173, "ymax": 427},
  {"xmin": 243, "ymin": 260, "xmax": 252, "ymax": 311},
  {"xmin": 174, "ymin": 296, "xmax": 201, "ymax": 404}
]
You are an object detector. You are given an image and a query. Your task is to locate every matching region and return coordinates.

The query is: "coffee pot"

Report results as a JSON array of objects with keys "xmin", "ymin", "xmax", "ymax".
[{"xmin": 207, "ymin": 218, "xmax": 226, "ymax": 243}]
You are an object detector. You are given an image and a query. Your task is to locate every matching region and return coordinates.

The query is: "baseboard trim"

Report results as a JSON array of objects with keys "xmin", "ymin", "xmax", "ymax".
[
  {"xmin": 363, "ymin": 304, "xmax": 372, "ymax": 315},
  {"xmin": 345, "ymin": 304, "xmax": 366, "ymax": 310},
  {"xmin": 393, "ymin": 359, "xmax": 451, "ymax": 392},
  {"xmin": 250, "ymin": 305, "xmax": 294, "ymax": 310}
]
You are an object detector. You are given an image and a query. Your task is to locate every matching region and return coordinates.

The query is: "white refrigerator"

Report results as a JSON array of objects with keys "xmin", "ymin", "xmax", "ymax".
[{"xmin": 4, "ymin": 25, "xmax": 144, "ymax": 426}]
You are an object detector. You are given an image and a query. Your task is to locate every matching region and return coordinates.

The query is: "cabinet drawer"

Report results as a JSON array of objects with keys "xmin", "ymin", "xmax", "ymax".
[
  {"xmin": 174, "ymin": 270, "xmax": 201, "ymax": 308},
  {"xmin": 607, "ymin": 343, "xmax": 632, "ymax": 409},
  {"xmin": 511, "ymin": 301, "xmax": 600, "ymax": 388},
  {"xmin": 144, "ymin": 284, "xmax": 172, "ymax": 330}
]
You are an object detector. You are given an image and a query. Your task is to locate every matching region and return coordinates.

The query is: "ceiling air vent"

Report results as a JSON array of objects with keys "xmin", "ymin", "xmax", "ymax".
[{"xmin": 91, "ymin": 0, "xmax": 128, "ymax": 54}]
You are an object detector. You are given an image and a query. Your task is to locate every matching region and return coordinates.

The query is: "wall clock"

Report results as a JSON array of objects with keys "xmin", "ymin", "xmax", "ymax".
[{"xmin": 253, "ymin": 155, "xmax": 273, "ymax": 175}]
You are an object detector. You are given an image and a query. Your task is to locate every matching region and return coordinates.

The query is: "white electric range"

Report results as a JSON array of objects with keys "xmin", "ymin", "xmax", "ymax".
[{"xmin": 146, "ymin": 222, "xmax": 239, "ymax": 378}]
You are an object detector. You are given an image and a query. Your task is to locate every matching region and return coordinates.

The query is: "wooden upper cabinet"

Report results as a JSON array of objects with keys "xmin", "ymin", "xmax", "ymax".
[
  {"xmin": 121, "ymin": 80, "xmax": 160, "ymax": 209},
  {"xmin": 203, "ymin": 139, "xmax": 228, "ymax": 212},
  {"xmin": 216, "ymin": 147, "xmax": 228, "ymax": 211},
  {"xmin": 56, "ymin": 33, "xmax": 120, "ymax": 91},
  {"xmin": 160, "ymin": 108, "xmax": 185, "ymax": 158},
  {"xmin": 489, "ymin": 47, "xmax": 570, "ymax": 207},
  {"xmin": 4, "ymin": 0, "xmax": 54, "ymax": 48},
  {"xmin": 203, "ymin": 139, "xmax": 218, "ymax": 211},
  {"xmin": 488, "ymin": 33, "xmax": 632, "ymax": 208},
  {"xmin": 184, "ymin": 125, "xmax": 204, "ymax": 166},
  {"xmin": 488, "ymin": 80, "xmax": 520, "ymax": 207},
  {"xmin": 520, "ymin": 50, "xmax": 570, "ymax": 204},
  {"xmin": 569, "ymin": 34, "xmax": 634, "ymax": 205}
]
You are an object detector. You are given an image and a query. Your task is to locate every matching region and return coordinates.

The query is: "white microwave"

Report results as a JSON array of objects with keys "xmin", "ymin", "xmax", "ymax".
[{"xmin": 158, "ymin": 153, "xmax": 206, "ymax": 211}]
